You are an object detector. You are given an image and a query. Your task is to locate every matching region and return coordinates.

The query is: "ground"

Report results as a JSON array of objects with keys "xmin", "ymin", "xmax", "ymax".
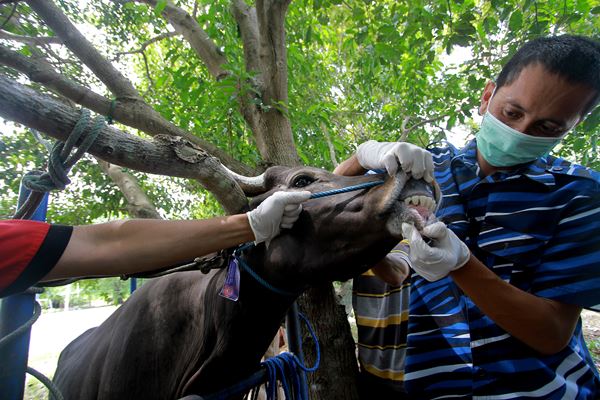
[
  {"xmin": 20, "ymin": 307, "xmax": 600, "ymax": 399},
  {"xmin": 24, "ymin": 306, "xmax": 117, "ymax": 400},
  {"xmin": 582, "ymin": 309, "xmax": 600, "ymax": 370}
]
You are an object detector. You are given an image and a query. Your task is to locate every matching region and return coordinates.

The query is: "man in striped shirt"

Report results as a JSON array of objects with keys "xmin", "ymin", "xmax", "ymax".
[
  {"xmin": 339, "ymin": 35, "xmax": 600, "ymax": 398},
  {"xmin": 352, "ymin": 240, "xmax": 411, "ymax": 399}
]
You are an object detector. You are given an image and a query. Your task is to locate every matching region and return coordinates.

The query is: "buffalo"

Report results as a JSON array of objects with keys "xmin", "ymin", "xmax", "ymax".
[{"xmin": 52, "ymin": 166, "xmax": 439, "ymax": 399}]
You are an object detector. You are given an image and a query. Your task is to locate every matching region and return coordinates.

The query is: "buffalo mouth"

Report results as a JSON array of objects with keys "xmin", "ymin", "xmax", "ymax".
[
  {"xmin": 380, "ymin": 172, "xmax": 439, "ymax": 235},
  {"xmin": 400, "ymin": 192, "xmax": 437, "ymax": 228}
]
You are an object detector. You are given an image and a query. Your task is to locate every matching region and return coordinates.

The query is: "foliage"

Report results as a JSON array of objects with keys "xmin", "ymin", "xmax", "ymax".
[
  {"xmin": 1, "ymin": 0, "xmax": 599, "ymax": 220},
  {"xmin": 39, "ymin": 278, "xmax": 131, "ymax": 309}
]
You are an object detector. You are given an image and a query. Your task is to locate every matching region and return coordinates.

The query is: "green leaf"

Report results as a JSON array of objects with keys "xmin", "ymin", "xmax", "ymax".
[
  {"xmin": 305, "ymin": 26, "xmax": 312, "ymax": 43},
  {"xmin": 154, "ymin": 0, "xmax": 167, "ymax": 16},
  {"xmin": 590, "ymin": 6, "xmax": 600, "ymax": 14},
  {"xmin": 508, "ymin": 10, "xmax": 523, "ymax": 31}
]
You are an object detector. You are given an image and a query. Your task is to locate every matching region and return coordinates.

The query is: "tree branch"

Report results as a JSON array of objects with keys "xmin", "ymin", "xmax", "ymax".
[
  {"xmin": 403, "ymin": 114, "xmax": 448, "ymax": 137},
  {"xmin": 0, "ymin": 29, "xmax": 62, "ymax": 45},
  {"xmin": 96, "ymin": 158, "xmax": 163, "ymax": 219},
  {"xmin": 26, "ymin": 0, "xmax": 141, "ymax": 100},
  {"xmin": 230, "ymin": 0, "xmax": 261, "ymax": 128},
  {"xmin": 256, "ymin": 0, "xmax": 290, "ymax": 104},
  {"xmin": 0, "ymin": 41, "xmax": 255, "ymax": 176},
  {"xmin": 0, "ymin": 75, "xmax": 249, "ymax": 214},
  {"xmin": 230, "ymin": 0, "xmax": 260, "ymax": 73},
  {"xmin": 136, "ymin": 0, "xmax": 229, "ymax": 80},
  {"xmin": 114, "ymin": 31, "xmax": 178, "ymax": 57}
]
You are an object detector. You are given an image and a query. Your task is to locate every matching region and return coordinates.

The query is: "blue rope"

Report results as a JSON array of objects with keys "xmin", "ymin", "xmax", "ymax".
[
  {"xmin": 259, "ymin": 312, "xmax": 320, "ymax": 400},
  {"xmin": 199, "ymin": 313, "xmax": 320, "ymax": 400},
  {"xmin": 309, "ymin": 180, "xmax": 384, "ymax": 199},
  {"xmin": 235, "ymin": 254, "xmax": 298, "ymax": 298},
  {"xmin": 106, "ymin": 99, "xmax": 116, "ymax": 125}
]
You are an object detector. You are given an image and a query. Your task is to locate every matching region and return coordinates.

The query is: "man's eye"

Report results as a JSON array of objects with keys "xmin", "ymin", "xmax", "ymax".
[
  {"xmin": 293, "ymin": 176, "xmax": 315, "ymax": 188},
  {"xmin": 504, "ymin": 109, "xmax": 520, "ymax": 119},
  {"xmin": 536, "ymin": 123, "xmax": 562, "ymax": 137}
]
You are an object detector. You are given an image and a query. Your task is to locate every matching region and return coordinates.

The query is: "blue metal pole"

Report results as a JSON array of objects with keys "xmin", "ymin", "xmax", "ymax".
[
  {"xmin": 286, "ymin": 302, "xmax": 309, "ymax": 399},
  {"xmin": 0, "ymin": 183, "xmax": 49, "ymax": 400},
  {"xmin": 130, "ymin": 278, "xmax": 137, "ymax": 293}
]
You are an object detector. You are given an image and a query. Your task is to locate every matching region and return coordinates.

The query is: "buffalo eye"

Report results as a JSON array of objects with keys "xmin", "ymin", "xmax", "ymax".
[{"xmin": 292, "ymin": 175, "xmax": 315, "ymax": 188}]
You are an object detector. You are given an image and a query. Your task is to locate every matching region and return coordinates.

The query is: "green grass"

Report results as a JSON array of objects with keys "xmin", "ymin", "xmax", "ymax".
[
  {"xmin": 24, "ymin": 374, "xmax": 51, "ymax": 400},
  {"xmin": 587, "ymin": 338, "xmax": 600, "ymax": 369}
]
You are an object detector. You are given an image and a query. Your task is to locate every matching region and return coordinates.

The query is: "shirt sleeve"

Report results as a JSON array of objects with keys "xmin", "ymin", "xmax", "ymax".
[
  {"xmin": 388, "ymin": 240, "xmax": 411, "ymax": 265},
  {"xmin": 530, "ymin": 193, "xmax": 600, "ymax": 309},
  {"xmin": 0, "ymin": 220, "xmax": 72, "ymax": 298}
]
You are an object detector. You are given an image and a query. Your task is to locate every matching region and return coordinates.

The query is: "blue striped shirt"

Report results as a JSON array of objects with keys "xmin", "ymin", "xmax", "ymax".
[{"xmin": 404, "ymin": 139, "xmax": 600, "ymax": 399}]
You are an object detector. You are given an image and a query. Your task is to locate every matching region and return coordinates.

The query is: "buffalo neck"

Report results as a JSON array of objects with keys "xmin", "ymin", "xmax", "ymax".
[{"xmin": 181, "ymin": 252, "xmax": 300, "ymax": 396}]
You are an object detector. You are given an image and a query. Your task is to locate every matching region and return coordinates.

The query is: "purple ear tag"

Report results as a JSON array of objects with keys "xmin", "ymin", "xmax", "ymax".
[{"xmin": 219, "ymin": 257, "xmax": 240, "ymax": 301}]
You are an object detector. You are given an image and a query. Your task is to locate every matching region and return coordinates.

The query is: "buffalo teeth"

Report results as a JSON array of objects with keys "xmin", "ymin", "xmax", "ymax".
[{"xmin": 404, "ymin": 195, "xmax": 436, "ymax": 212}]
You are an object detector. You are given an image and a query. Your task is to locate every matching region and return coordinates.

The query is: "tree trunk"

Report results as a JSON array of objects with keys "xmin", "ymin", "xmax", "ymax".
[{"xmin": 298, "ymin": 286, "xmax": 359, "ymax": 399}]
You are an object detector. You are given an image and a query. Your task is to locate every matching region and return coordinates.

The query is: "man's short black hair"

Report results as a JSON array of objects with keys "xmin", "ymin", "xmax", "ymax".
[{"xmin": 496, "ymin": 35, "xmax": 600, "ymax": 114}]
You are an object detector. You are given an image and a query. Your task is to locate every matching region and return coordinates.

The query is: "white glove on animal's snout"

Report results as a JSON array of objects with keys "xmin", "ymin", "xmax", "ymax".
[
  {"xmin": 356, "ymin": 140, "xmax": 434, "ymax": 183},
  {"xmin": 401, "ymin": 222, "xmax": 470, "ymax": 282},
  {"xmin": 247, "ymin": 191, "xmax": 312, "ymax": 244}
]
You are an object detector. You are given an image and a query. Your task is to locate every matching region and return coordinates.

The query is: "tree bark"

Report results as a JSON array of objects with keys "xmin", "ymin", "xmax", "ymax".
[{"xmin": 299, "ymin": 285, "xmax": 360, "ymax": 400}]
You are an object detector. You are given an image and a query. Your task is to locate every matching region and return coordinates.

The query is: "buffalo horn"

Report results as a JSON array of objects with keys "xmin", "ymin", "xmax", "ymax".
[{"xmin": 222, "ymin": 165, "xmax": 267, "ymax": 196}]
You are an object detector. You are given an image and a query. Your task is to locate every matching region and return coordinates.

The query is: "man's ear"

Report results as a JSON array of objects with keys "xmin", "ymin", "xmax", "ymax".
[{"xmin": 478, "ymin": 81, "xmax": 496, "ymax": 116}]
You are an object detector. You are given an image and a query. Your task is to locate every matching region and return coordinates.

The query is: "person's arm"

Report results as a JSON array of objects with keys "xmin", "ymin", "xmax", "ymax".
[
  {"xmin": 333, "ymin": 154, "xmax": 367, "ymax": 176},
  {"xmin": 42, "ymin": 190, "xmax": 311, "ymax": 281},
  {"xmin": 371, "ymin": 242, "xmax": 411, "ymax": 286},
  {"xmin": 402, "ymin": 222, "xmax": 581, "ymax": 355},
  {"xmin": 450, "ymin": 255, "xmax": 581, "ymax": 355},
  {"xmin": 42, "ymin": 215, "xmax": 253, "ymax": 281},
  {"xmin": 334, "ymin": 141, "xmax": 434, "ymax": 181}
]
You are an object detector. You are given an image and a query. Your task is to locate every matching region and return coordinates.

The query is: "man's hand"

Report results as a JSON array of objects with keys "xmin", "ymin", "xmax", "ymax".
[
  {"xmin": 401, "ymin": 222, "xmax": 470, "ymax": 281},
  {"xmin": 356, "ymin": 140, "xmax": 434, "ymax": 182},
  {"xmin": 247, "ymin": 191, "xmax": 312, "ymax": 244}
]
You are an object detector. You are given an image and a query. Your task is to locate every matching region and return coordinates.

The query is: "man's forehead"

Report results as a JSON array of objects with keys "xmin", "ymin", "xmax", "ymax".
[{"xmin": 494, "ymin": 64, "xmax": 596, "ymax": 120}]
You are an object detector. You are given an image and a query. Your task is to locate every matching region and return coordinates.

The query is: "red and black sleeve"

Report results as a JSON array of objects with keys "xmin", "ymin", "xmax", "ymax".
[{"xmin": 0, "ymin": 220, "xmax": 72, "ymax": 298}]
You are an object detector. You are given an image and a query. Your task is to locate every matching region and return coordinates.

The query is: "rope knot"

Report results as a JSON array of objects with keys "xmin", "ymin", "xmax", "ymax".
[{"xmin": 22, "ymin": 109, "xmax": 103, "ymax": 193}]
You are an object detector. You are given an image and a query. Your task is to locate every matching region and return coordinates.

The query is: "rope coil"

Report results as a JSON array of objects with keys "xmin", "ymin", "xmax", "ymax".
[
  {"xmin": 202, "ymin": 312, "xmax": 320, "ymax": 400},
  {"xmin": 254, "ymin": 312, "xmax": 320, "ymax": 400}
]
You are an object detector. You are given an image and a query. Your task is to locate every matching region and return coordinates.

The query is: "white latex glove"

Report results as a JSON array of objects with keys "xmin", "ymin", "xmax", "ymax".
[
  {"xmin": 401, "ymin": 222, "xmax": 470, "ymax": 281},
  {"xmin": 247, "ymin": 191, "xmax": 312, "ymax": 244},
  {"xmin": 356, "ymin": 140, "xmax": 434, "ymax": 182}
]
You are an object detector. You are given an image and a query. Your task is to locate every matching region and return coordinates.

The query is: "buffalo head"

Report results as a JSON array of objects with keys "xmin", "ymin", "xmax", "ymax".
[{"xmin": 232, "ymin": 166, "xmax": 440, "ymax": 292}]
